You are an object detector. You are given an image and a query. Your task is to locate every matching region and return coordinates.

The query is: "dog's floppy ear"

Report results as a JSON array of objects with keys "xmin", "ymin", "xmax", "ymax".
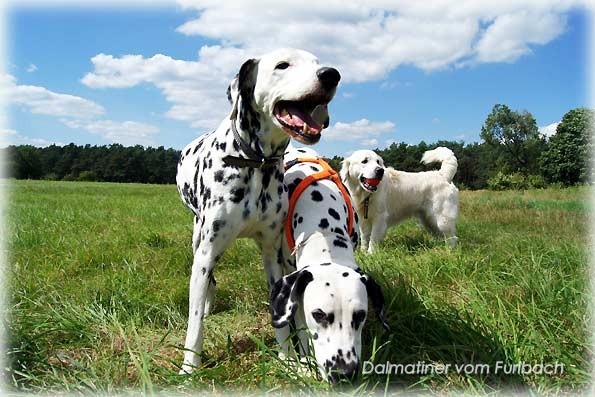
[
  {"xmin": 360, "ymin": 274, "xmax": 390, "ymax": 331},
  {"xmin": 227, "ymin": 75, "xmax": 239, "ymax": 105},
  {"xmin": 235, "ymin": 58, "xmax": 260, "ymax": 131},
  {"xmin": 339, "ymin": 158, "xmax": 351, "ymax": 183},
  {"xmin": 270, "ymin": 268, "xmax": 314, "ymax": 328}
]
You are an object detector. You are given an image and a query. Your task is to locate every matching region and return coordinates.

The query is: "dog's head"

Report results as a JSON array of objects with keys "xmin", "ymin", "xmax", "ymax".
[
  {"xmin": 270, "ymin": 264, "xmax": 389, "ymax": 383},
  {"xmin": 340, "ymin": 150, "xmax": 386, "ymax": 194},
  {"xmin": 228, "ymin": 48, "xmax": 340, "ymax": 145}
]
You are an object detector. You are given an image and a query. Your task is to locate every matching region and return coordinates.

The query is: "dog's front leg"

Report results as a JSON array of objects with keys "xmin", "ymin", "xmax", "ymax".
[
  {"xmin": 180, "ymin": 236, "xmax": 223, "ymax": 374},
  {"xmin": 359, "ymin": 220, "xmax": 372, "ymax": 253},
  {"xmin": 180, "ymin": 254, "xmax": 212, "ymax": 374},
  {"xmin": 263, "ymin": 240, "xmax": 291, "ymax": 355},
  {"xmin": 369, "ymin": 215, "xmax": 388, "ymax": 254}
]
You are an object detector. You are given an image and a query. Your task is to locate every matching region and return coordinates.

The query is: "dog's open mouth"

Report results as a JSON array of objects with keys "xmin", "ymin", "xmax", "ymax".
[
  {"xmin": 359, "ymin": 176, "xmax": 381, "ymax": 192},
  {"xmin": 274, "ymin": 99, "xmax": 325, "ymax": 145}
]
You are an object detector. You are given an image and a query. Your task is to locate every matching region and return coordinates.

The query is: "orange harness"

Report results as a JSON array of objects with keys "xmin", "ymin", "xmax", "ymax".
[{"xmin": 285, "ymin": 158, "xmax": 355, "ymax": 252}]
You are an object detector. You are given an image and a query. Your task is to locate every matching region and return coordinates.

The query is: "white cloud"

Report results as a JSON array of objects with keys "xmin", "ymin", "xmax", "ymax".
[
  {"xmin": 2, "ymin": 74, "xmax": 105, "ymax": 119},
  {"xmin": 474, "ymin": 11, "xmax": 567, "ymax": 63},
  {"xmin": 539, "ymin": 122, "xmax": 560, "ymax": 137},
  {"xmin": 0, "ymin": 128, "xmax": 62, "ymax": 148},
  {"xmin": 2, "ymin": 74, "xmax": 160, "ymax": 147},
  {"xmin": 360, "ymin": 138, "xmax": 379, "ymax": 147},
  {"xmin": 61, "ymin": 119, "xmax": 159, "ymax": 146},
  {"xmin": 79, "ymin": 1, "xmax": 582, "ymax": 132},
  {"xmin": 26, "ymin": 64, "xmax": 38, "ymax": 73},
  {"xmin": 81, "ymin": 47, "xmax": 245, "ymax": 129},
  {"xmin": 324, "ymin": 119, "xmax": 395, "ymax": 141}
]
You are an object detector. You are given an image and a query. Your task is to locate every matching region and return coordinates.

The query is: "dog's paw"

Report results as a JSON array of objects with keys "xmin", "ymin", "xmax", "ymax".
[
  {"xmin": 446, "ymin": 236, "xmax": 458, "ymax": 248},
  {"xmin": 179, "ymin": 360, "xmax": 200, "ymax": 375}
]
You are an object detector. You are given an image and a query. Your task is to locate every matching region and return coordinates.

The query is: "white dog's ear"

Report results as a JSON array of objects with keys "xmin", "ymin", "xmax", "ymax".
[
  {"xmin": 270, "ymin": 268, "xmax": 313, "ymax": 328},
  {"xmin": 339, "ymin": 158, "xmax": 350, "ymax": 182},
  {"xmin": 360, "ymin": 274, "xmax": 390, "ymax": 332}
]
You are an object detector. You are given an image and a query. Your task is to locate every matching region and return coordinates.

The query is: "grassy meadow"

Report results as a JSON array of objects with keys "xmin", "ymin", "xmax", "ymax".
[{"xmin": 3, "ymin": 180, "xmax": 592, "ymax": 395}]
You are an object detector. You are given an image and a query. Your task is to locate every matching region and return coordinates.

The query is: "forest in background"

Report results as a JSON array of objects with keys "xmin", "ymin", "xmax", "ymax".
[{"xmin": 2, "ymin": 106, "xmax": 592, "ymax": 190}]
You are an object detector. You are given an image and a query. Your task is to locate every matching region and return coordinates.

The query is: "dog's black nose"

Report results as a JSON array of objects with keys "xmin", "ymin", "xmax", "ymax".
[
  {"xmin": 375, "ymin": 168, "xmax": 385, "ymax": 178},
  {"xmin": 329, "ymin": 361, "xmax": 358, "ymax": 383},
  {"xmin": 317, "ymin": 67, "xmax": 341, "ymax": 88}
]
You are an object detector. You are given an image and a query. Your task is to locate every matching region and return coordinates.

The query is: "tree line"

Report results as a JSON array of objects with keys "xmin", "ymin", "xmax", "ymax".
[
  {"xmin": 2, "ymin": 143, "xmax": 180, "ymax": 184},
  {"xmin": 2, "ymin": 106, "xmax": 592, "ymax": 189}
]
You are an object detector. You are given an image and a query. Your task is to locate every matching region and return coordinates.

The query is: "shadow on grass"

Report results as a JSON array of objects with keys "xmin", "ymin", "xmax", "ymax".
[{"xmin": 359, "ymin": 276, "xmax": 529, "ymax": 394}]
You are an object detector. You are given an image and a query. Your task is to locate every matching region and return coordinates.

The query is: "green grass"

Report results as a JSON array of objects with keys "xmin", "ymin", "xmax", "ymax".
[{"xmin": 3, "ymin": 180, "xmax": 592, "ymax": 395}]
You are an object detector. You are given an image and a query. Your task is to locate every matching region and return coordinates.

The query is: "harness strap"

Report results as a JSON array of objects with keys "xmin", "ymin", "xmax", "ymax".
[{"xmin": 285, "ymin": 157, "xmax": 355, "ymax": 252}]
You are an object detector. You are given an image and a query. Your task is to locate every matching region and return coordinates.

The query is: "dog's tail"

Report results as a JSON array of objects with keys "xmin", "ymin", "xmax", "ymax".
[{"xmin": 421, "ymin": 147, "xmax": 458, "ymax": 182}]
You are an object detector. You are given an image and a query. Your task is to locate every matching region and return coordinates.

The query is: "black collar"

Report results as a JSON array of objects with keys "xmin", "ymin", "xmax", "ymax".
[
  {"xmin": 222, "ymin": 99, "xmax": 282, "ymax": 170},
  {"xmin": 363, "ymin": 196, "xmax": 370, "ymax": 219}
]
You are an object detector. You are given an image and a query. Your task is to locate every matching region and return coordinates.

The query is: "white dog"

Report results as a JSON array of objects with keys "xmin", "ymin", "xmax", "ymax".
[{"xmin": 340, "ymin": 147, "xmax": 459, "ymax": 253}]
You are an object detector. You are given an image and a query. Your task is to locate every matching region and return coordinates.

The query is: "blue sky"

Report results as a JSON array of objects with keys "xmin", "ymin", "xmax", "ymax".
[{"xmin": 2, "ymin": 1, "xmax": 592, "ymax": 157}]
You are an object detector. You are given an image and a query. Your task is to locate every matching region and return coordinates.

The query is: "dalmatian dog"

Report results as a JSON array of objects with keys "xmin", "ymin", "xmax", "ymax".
[
  {"xmin": 340, "ymin": 148, "xmax": 459, "ymax": 253},
  {"xmin": 176, "ymin": 49, "xmax": 340, "ymax": 374},
  {"xmin": 269, "ymin": 146, "xmax": 389, "ymax": 383}
]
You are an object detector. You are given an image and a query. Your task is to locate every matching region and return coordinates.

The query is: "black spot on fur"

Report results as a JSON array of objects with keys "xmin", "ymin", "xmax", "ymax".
[
  {"xmin": 230, "ymin": 187, "xmax": 245, "ymax": 203},
  {"xmin": 311, "ymin": 190, "xmax": 323, "ymax": 201},
  {"xmin": 334, "ymin": 239, "xmax": 348, "ymax": 249},
  {"xmin": 214, "ymin": 170, "xmax": 224, "ymax": 182},
  {"xmin": 213, "ymin": 220, "xmax": 226, "ymax": 233},
  {"xmin": 328, "ymin": 208, "xmax": 340, "ymax": 220},
  {"xmin": 318, "ymin": 218, "xmax": 329, "ymax": 229},
  {"xmin": 333, "ymin": 227, "xmax": 344, "ymax": 236},
  {"xmin": 342, "ymin": 272, "xmax": 349, "ymax": 277}
]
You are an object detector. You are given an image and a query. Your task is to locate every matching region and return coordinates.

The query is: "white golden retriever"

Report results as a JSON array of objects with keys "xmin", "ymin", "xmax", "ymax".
[{"xmin": 340, "ymin": 147, "xmax": 459, "ymax": 253}]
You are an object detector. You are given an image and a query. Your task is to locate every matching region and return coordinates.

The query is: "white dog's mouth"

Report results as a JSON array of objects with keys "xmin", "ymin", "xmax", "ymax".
[
  {"xmin": 274, "ymin": 98, "xmax": 326, "ymax": 145},
  {"xmin": 359, "ymin": 176, "xmax": 381, "ymax": 192}
]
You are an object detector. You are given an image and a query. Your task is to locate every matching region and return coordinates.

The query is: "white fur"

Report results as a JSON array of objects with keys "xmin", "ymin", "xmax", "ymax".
[{"xmin": 341, "ymin": 148, "xmax": 459, "ymax": 253}]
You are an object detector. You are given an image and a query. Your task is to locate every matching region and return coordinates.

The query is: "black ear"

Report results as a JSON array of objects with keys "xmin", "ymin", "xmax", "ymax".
[
  {"xmin": 360, "ymin": 274, "xmax": 390, "ymax": 331},
  {"xmin": 235, "ymin": 58, "xmax": 260, "ymax": 131},
  {"xmin": 270, "ymin": 268, "xmax": 314, "ymax": 328},
  {"xmin": 226, "ymin": 75, "xmax": 238, "ymax": 105}
]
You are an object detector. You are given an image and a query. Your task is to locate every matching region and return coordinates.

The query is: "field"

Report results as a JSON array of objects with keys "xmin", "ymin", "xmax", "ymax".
[{"xmin": 3, "ymin": 180, "xmax": 592, "ymax": 395}]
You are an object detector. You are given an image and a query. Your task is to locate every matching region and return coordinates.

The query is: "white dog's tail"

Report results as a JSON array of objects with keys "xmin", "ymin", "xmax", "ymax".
[{"xmin": 421, "ymin": 147, "xmax": 458, "ymax": 182}]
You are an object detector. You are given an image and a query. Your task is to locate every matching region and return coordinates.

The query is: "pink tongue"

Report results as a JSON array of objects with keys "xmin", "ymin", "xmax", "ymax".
[{"xmin": 276, "ymin": 104, "xmax": 322, "ymax": 134}]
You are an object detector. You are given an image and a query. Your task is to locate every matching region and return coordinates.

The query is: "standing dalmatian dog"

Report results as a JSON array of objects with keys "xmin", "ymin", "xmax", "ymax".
[
  {"xmin": 269, "ymin": 146, "xmax": 389, "ymax": 383},
  {"xmin": 176, "ymin": 49, "xmax": 340, "ymax": 374}
]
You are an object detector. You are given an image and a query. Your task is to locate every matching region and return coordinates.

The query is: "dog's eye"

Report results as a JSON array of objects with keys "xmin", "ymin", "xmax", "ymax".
[
  {"xmin": 353, "ymin": 310, "xmax": 366, "ymax": 323},
  {"xmin": 311, "ymin": 309, "xmax": 327, "ymax": 323},
  {"xmin": 362, "ymin": 159, "xmax": 368, "ymax": 164},
  {"xmin": 275, "ymin": 61, "xmax": 290, "ymax": 70},
  {"xmin": 352, "ymin": 310, "xmax": 367, "ymax": 329}
]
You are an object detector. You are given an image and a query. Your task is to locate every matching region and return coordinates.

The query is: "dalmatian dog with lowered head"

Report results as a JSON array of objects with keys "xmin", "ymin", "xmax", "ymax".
[
  {"xmin": 176, "ymin": 49, "xmax": 340, "ymax": 374},
  {"xmin": 269, "ymin": 146, "xmax": 389, "ymax": 383},
  {"xmin": 340, "ymin": 148, "xmax": 459, "ymax": 253}
]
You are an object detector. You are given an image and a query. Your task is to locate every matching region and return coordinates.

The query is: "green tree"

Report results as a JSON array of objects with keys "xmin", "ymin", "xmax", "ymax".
[
  {"xmin": 480, "ymin": 104, "xmax": 545, "ymax": 174},
  {"xmin": 540, "ymin": 108, "xmax": 594, "ymax": 185}
]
